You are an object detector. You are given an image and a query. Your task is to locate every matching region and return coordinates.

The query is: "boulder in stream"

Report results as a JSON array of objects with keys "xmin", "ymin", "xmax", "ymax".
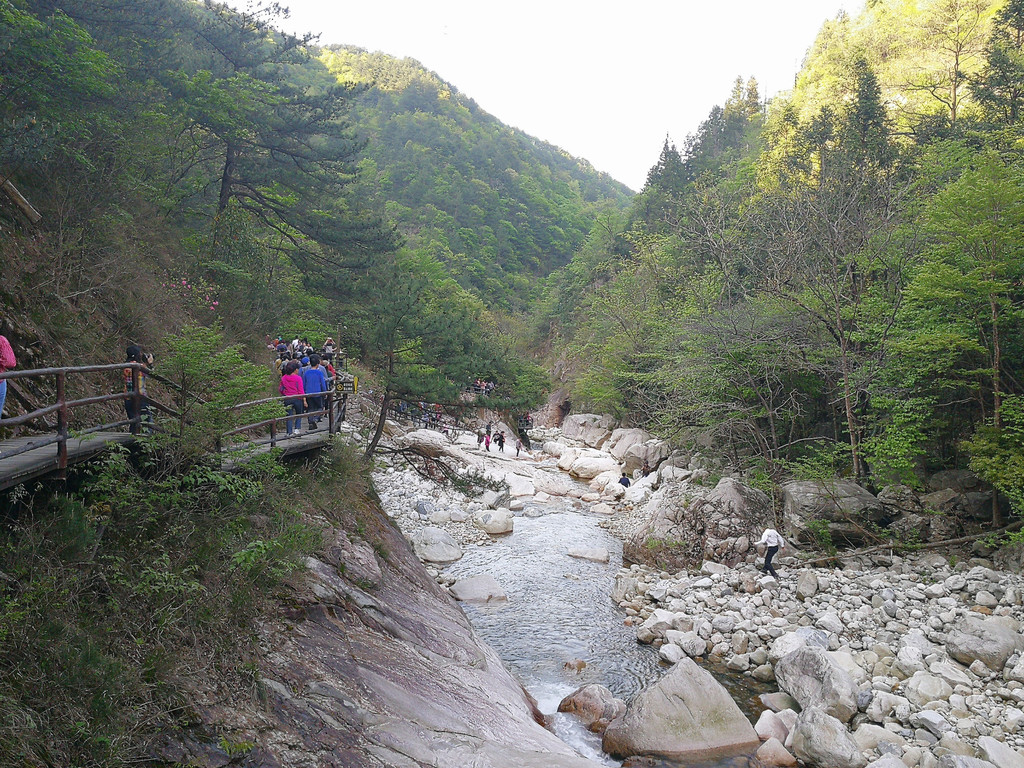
[
  {"xmin": 558, "ymin": 684, "xmax": 626, "ymax": 734},
  {"xmin": 601, "ymin": 656, "xmax": 759, "ymax": 762},
  {"xmin": 473, "ymin": 508, "xmax": 514, "ymax": 535},
  {"xmin": 450, "ymin": 574, "xmax": 507, "ymax": 603}
]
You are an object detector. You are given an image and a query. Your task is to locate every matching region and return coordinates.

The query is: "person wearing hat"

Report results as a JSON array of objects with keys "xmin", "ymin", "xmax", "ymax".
[{"xmin": 0, "ymin": 332, "xmax": 16, "ymax": 420}]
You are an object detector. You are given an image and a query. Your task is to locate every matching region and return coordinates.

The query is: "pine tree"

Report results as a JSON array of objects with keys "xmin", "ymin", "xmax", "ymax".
[{"xmin": 972, "ymin": 0, "xmax": 1024, "ymax": 124}]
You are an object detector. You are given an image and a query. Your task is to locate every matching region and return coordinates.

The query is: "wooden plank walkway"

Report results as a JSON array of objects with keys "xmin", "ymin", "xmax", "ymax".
[
  {"xmin": 219, "ymin": 428, "xmax": 334, "ymax": 471},
  {"xmin": 0, "ymin": 428, "xmax": 336, "ymax": 491},
  {"xmin": 0, "ymin": 432, "xmax": 135, "ymax": 491}
]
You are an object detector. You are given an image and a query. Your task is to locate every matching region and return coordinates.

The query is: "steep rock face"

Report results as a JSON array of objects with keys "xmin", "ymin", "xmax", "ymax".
[
  {"xmin": 625, "ymin": 477, "xmax": 771, "ymax": 570},
  {"xmin": 166, "ymin": 506, "xmax": 603, "ymax": 767}
]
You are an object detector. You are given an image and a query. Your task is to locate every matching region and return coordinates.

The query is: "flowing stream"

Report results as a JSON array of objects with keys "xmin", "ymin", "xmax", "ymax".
[{"xmin": 445, "ymin": 480, "xmax": 770, "ymax": 767}]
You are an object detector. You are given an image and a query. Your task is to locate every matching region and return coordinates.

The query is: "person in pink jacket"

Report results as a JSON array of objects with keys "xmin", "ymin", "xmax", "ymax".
[
  {"xmin": 0, "ymin": 333, "xmax": 16, "ymax": 420},
  {"xmin": 278, "ymin": 360, "xmax": 306, "ymax": 435}
]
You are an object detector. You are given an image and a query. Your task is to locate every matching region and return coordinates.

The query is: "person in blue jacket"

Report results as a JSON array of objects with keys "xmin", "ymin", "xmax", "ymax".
[{"xmin": 302, "ymin": 354, "xmax": 330, "ymax": 431}]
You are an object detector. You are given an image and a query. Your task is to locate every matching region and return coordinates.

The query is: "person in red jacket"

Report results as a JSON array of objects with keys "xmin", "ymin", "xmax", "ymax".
[
  {"xmin": 278, "ymin": 360, "xmax": 306, "ymax": 436},
  {"xmin": 0, "ymin": 333, "xmax": 16, "ymax": 420}
]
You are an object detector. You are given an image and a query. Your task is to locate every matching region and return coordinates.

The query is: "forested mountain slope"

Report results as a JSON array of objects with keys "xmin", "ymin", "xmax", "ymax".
[
  {"xmin": 547, "ymin": 0, "xmax": 1024, "ymax": 520},
  {"xmin": 320, "ymin": 46, "xmax": 632, "ymax": 310}
]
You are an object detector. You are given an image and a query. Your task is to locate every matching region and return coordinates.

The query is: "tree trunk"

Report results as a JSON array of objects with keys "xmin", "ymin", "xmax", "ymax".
[
  {"xmin": 364, "ymin": 389, "xmax": 391, "ymax": 459},
  {"xmin": 218, "ymin": 142, "xmax": 236, "ymax": 213},
  {"xmin": 840, "ymin": 341, "xmax": 864, "ymax": 479},
  {"xmin": 991, "ymin": 291, "xmax": 1004, "ymax": 527}
]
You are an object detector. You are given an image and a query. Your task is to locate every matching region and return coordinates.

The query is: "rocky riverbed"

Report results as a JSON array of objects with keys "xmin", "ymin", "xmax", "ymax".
[{"xmin": 371, "ymin": 413, "xmax": 1024, "ymax": 768}]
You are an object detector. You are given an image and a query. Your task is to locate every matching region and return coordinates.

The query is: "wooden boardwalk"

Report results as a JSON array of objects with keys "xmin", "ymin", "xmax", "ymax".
[
  {"xmin": 0, "ymin": 432, "xmax": 135, "ymax": 491},
  {"xmin": 0, "ymin": 428, "xmax": 335, "ymax": 491}
]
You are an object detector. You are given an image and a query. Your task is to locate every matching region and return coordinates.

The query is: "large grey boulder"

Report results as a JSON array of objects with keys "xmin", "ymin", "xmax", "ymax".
[
  {"xmin": 768, "ymin": 627, "xmax": 830, "ymax": 665},
  {"xmin": 568, "ymin": 454, "xmax": 621, "ymax": 480},
  {"xmin": 796, "ymin": 571, "xmax": 819, "ymax": 601},
  {"xmin": 410, "ymin": 527, "xmax": 463, "ymax": 564},
  {"xmin": 622, "ymin": 439, "xmax": 672, "ymax": 476},
  {"xmin": 945, "ymin": 616, "xmax": 1023, "ymax": 671},
  {"xmin": 782, "ymin": 479, "xmax": 889, "ymax": 546},
  {"xmin": 625, "ymin": 477, "xmax": 771, "ymax": 570},
  {"xmin": 607, "ymin": 428, "xmax": 650, "ymax": 460},
  {"xmin": 558, "ymin": 684, "xmax": 626, "ymax": 734},
  {"xmin": 937, "ymin": 757, "xmax": 998, "ymax": 768},
  {"xmin": 978, "ymin": 736, "xmax": 1024, "ymax": 768},
  {"xmin": 790, "ymin": 707, "xmax": 867, "ymax": 768},
  {"xmin": 904, "ymin": 670, "xmax": 953, "ymax": 706},
  {"xmin": 562, "ymin": 413, "xmax": 615, "ymax": 448},
  {"xmin": 774, "ymin": 646, "xmax": 859, "ymax": 723},
  {"xmin": 395, "ymin": 428, "xmax": 454, "ymax": 458},
  {"xmin": 602, "ymin": 657, "xmax": 759, "ymax": 762}
]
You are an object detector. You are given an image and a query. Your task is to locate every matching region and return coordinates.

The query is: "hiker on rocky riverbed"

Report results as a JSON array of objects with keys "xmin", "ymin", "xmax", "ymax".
[{"xmin": 756, "ymin": 527, "xmax": 786, "ymax": 578}]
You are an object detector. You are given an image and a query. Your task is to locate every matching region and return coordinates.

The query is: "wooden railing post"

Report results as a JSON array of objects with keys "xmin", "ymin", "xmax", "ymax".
[
  {"xmin": 131, "ymin": 365, "xmax": 142, "ymax": 435},
  {"xmin": 327, "ymin": 390, "xmax": 335, "ymax": 434},
  {"xmin": 56, "ymin": 370, "xmax": 68, "ymax": 478}
]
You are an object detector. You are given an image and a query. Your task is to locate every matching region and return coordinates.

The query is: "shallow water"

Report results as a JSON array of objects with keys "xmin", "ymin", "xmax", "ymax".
[{"xmin": 446, "ymin": 500, "xmax": 769, "ymax": 766}]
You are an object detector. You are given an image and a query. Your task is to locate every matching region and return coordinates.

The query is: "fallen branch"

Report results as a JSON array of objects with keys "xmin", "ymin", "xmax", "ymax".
[
  {"xmin": 799, "ymin": 520, "xmax": 1024, "ymax": 567},
  {"xmin": 1, "ymin": 178, "xmax": 42, "ymax": 224}
]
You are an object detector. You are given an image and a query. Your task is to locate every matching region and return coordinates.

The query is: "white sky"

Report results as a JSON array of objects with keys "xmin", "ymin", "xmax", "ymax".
[{"xmin": 256, "ymin": 0, "xmax": 856, "ymax": 191}]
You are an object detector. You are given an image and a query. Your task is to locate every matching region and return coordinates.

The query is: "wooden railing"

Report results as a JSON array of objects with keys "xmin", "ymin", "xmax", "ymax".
[
  {"xmin": 0, "ymin": 363, "xmax": 353, "ymax": 474},
  {"xmin": 0, "ymin": 362, "xmax": 181, "ymax": 471},
  {"xmin": 220, "ymin": 390, "xmax": 342, "ymax": 453}
]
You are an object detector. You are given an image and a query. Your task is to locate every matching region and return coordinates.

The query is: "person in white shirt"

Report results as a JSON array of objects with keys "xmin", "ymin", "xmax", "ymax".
[{"xmin": 757, "ymin": 528, "xmax": 786, "ymax": 578}]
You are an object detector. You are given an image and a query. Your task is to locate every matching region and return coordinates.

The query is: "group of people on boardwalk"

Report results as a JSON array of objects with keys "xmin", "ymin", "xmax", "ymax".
[
  {"xmin": 269, "ymin": 336, "xmax": 338, "ymax": 364},
  {"xmin": 277, "ymin": 353, "xmax": 337, "ymax": 436},
  {"xmin": 268, "ymin": 334, "xmax": 347, "ymax": 435}
]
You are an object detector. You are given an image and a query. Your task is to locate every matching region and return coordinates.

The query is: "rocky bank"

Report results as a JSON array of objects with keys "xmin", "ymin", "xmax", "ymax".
[{"xmin": 371, "ymin": 412, "xmax": 1024, "ymax": 768}]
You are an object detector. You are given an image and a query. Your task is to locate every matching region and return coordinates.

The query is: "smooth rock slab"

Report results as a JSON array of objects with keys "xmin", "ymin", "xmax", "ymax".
[{"xmin": 602, "ymin": 657, "xmax": 759, "ymax": 762}]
